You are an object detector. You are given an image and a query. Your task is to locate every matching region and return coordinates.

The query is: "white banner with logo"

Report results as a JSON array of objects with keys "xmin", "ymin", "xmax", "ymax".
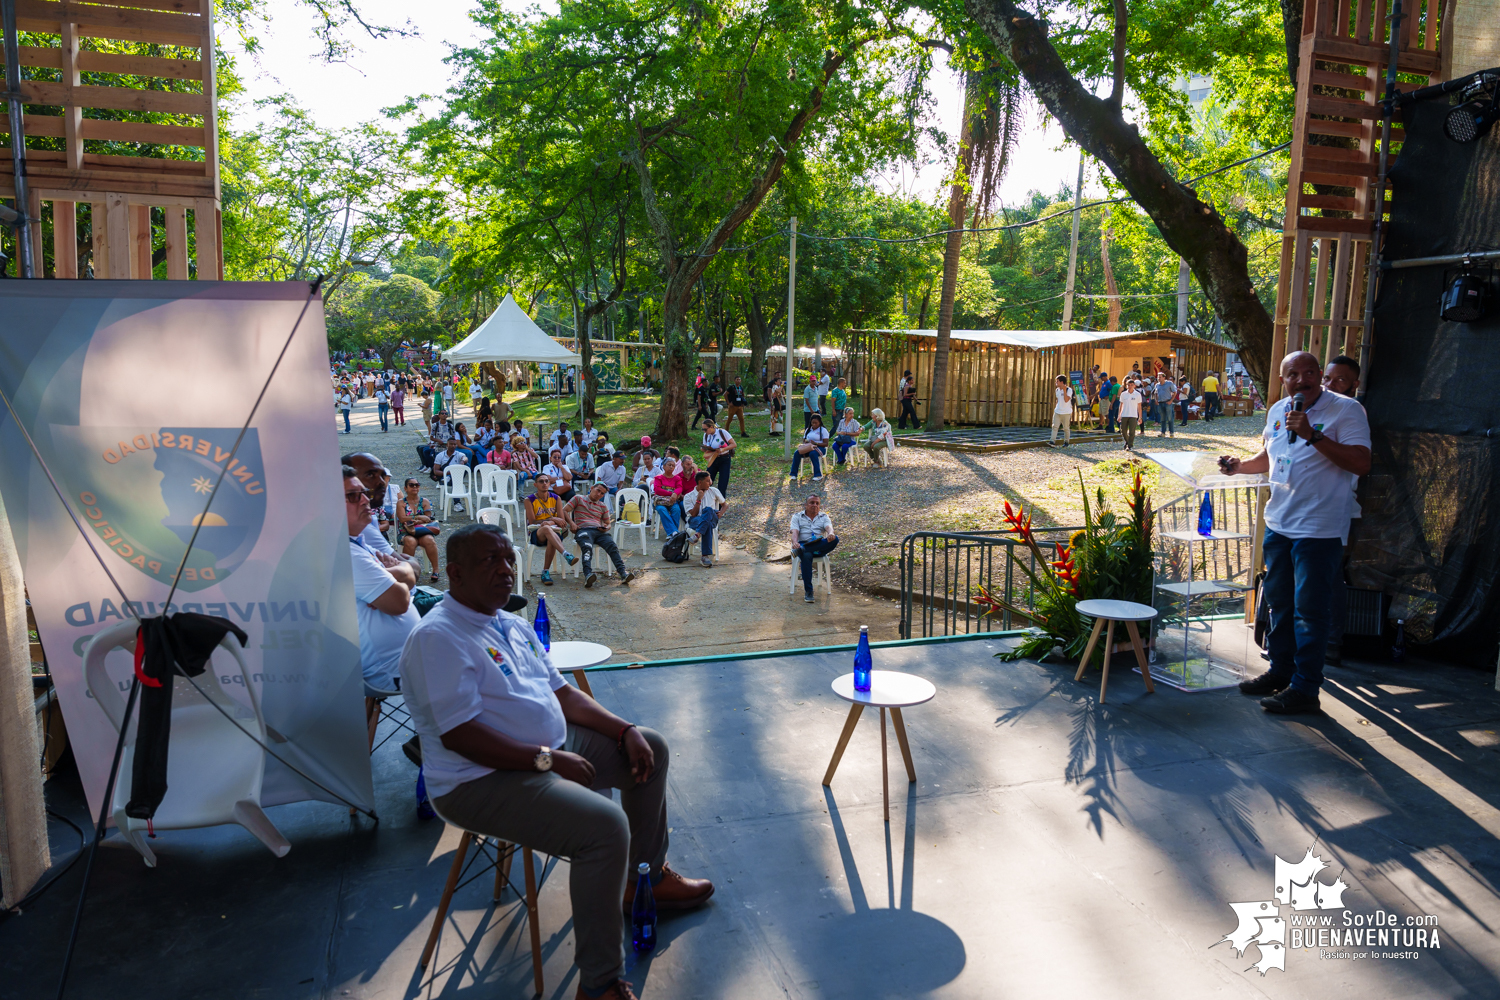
[{"xmin": 0, "ymin": 281, "xmax": 373, "ymax": 817}]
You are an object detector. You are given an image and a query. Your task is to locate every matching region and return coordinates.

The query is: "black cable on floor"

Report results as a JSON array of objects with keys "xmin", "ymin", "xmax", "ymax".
[{"xmin": 0, "ymin": 810, "xmax": 87, "ymax": 922}]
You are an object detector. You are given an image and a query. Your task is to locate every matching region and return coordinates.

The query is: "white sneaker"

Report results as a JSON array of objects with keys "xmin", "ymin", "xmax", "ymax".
[{"xmin": 812, "ymin": 476, "xmax": 823, "ymax": 482}]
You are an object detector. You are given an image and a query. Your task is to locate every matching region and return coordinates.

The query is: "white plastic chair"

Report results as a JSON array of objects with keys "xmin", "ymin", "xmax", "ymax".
[
  {"xmin": 82, "ymin": 620, "xmax": 290, "ymax": 867},
  {"xmin": 471, "ymin": 463, "xmax": 501, "ymax": 507},
  {"xmin": 440, "ymin": 464, "xmax": 472, "ymax": 520},
  {"xmin": 612, "ymin": 487, "xmax": 653, "ymax": 556},
  {"xmin": 790, "ymin": 550, "xmax": 833, "ymax": 597},
  {"xmin": 477, "ymin": 506, "xmax": 527, "ymax": 597},
  {"xmin": 492, "ymin": 469, "xmax": 523, "ymax": 529}
]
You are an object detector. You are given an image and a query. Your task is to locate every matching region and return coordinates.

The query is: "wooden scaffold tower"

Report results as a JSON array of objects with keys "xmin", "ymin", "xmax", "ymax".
[
  {"xmin": 1267, "ymin": 0, "xmax": 1453, "ymax": 401},
  {"xmin": 1, "ymin": 0, "xmax": 220, "ymax": 279}
]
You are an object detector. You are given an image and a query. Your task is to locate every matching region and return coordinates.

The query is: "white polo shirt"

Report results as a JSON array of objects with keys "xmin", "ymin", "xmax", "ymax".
[
  {"xmin": 1262, "ymin": 390, "xmax": 1370, "ymax": 541},
  {"xmin": 399, "ymin": 598, "xmax": 567, "ymax": 799},
  {"xmin": 350, "ymin": 537, "xmax": 419, "ymax": 692}
]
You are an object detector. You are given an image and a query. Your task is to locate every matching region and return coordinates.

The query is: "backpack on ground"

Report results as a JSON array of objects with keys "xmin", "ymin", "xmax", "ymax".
[{"xmin": 662, "ymin": 531, "xmax": 691, "ymax": 563}]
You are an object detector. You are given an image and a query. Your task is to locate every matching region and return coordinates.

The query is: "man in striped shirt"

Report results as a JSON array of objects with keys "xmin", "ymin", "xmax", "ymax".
[{"xmin": 565, "ymin": 482, "xmax": 635, "ymax": 588}]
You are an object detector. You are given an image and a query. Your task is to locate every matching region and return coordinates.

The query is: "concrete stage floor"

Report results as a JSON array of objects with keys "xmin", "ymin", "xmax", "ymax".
[{"xmin": 6, "ymin": 637, "xmax": 1500, "ymax": 999}]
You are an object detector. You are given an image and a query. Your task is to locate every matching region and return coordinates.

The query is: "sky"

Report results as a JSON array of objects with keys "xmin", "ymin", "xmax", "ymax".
[{"xmin": 225, "ymin": 0, "xmax": 1103, "ymax": 210}]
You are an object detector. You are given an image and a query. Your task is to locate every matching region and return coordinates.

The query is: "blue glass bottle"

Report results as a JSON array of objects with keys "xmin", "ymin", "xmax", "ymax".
[
  {"xmin": 1197, "ymin": 491, "xmax": 1215, "ymax": 537},
  {"xmin": 631, "ymin": 862, "xmax": 657, "ymax": 953},
  {"xmin": 533, "ymin": 594, "xmax": 551, "ymax": 652},
  {"xmin": 854, "ymin": 625, "xmax": 872, "ymax": 692},
  {"xmin": 415, "ymin": 765, "xmax": 436, "ymax": 821}
]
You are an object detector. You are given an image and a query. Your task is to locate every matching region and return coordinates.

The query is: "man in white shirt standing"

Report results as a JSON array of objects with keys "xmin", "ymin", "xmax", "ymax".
[
  {"xmin": 344, "ymin": 467, "xmax": 420, "ymax": 746},
  {"xmin": 817, "ymin": 371, "xmax": 831, "ymax": 415},
  {"xmin": 400, "ymin": 524, "xmax": 712, "ymax": 1000},
  {"xmin": 1117, "ymin": 379, "xmax": 1144, "ymax": 451},
  {"xmin": 789, "ymin": 494, "xmax": 838, "ymax": 603},
  {"xmin": 1219, "ymin": 351, "xmax": 1371, "ymax": 715},
  {"xmin": 374, "ymin": 383, "xmax": 391, "ymax": 433},
  {"xmin": 1050, "ymin": 374, "xmax": 1074, "ymax": 446}
]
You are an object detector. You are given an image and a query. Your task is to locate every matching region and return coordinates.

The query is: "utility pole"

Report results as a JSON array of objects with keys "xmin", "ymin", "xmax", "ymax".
[
  {"xmin": 3, "ymin": 0, "xmax": 35, "ymax": 277},
  {"xmin": 785, "ymin": 216, "xmax": 797, "ymax": 458},
  {"xmin": 1176, "ymin": 258, "xmax": 1191, "ymax": 332},
  {"xmin": 1060, "ymin": 150, "xmax": 1085, "ymax": 330}
]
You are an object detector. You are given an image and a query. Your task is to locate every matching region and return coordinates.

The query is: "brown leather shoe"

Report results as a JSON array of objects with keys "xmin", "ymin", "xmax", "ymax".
[
  {"xmin": 575, "ymin": 979, "xmax": 639, "ymax": 1000},
  {"xmin": 622, "ymin": 861, "xmax": 715, "ymax": 912}
]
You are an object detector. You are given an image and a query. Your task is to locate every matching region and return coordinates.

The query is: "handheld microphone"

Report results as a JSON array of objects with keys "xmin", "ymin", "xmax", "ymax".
[{"xmin": 1288, "ymin": 393, "xmax": 1305, "ymax": 445}]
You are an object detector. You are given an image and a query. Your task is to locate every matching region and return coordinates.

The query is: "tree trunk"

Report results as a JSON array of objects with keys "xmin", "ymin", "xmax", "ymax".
[
  {"xmin": 653, "ymin": 278, "xmax": 697, "ymax": 441},
  {"xmin": 578, "ymin": 307, "xmax": 599, "ymax": 421},
  {"xmin": 965, "ymin": 0, "xmax": 1273, "ymax": 389},
  {"xmin": 928, "ymin": 78, "xmax": 978, "ymax": 432}
]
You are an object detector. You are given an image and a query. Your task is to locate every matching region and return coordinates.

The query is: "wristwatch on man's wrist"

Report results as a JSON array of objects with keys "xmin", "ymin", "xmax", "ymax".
[
  {"xmin": 1308, "ymin": 428, "xmax": 1325, "ymax": 445},
  {"xmin": 534, "ymin": 746, "xmax": 553, "ymax": 772}
]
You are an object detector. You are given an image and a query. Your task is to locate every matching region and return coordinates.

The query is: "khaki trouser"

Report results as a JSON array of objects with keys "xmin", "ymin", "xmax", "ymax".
[
  {"xmin": 1121, "ymin": 416, "xmax": 1138, "ymax": 449},
  {"xmin": 433, "ymin": 724, "xmax": 670, "ymax": 992},
  {"xmin": 1050, "ymin": 409, "xmax": 1071, "ymax": 444}
]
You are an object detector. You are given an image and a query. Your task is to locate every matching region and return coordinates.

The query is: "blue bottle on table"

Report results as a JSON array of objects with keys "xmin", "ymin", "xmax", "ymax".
[
  {"xmin": 533, "ymin": 594, "xmax": 551, "ymax": 652},
  {"xmin": 854, "ymin": 625, "xmax": 872, "ymax": 692},
  {"xmin": 631, "ymin": 862, "xmax": 657, "ymax": 953}
]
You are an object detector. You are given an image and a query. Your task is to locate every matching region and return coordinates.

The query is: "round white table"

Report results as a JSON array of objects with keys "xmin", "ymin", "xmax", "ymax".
[
  {"xmin": 547, "ymin": 640, "xmax": 611, "ymax": 699},
  {"xmin": 1073, "ymin": 599, "xmax": 1159, "ymax": 703},
  {"xmin": 823, "ymin": 670, "xmax": 937, "ymax": 823}
]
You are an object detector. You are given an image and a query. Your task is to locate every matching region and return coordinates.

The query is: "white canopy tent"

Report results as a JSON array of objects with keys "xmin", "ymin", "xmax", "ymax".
[
  {"xmin": 442, "ymin": 295, "xmax": 582, "ymax": 421},
  {"xmin": 443, "ymin": 294, "xmax": 582, "ymax": 366}
]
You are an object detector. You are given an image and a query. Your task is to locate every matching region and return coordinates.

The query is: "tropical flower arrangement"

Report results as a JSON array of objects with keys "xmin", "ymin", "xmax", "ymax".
[{"xmin": 977, "ymin": 469, "xmax": 1156, "ymax": 662}]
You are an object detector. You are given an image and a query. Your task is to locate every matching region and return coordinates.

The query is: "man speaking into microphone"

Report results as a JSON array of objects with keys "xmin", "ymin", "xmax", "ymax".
[{"xmin": 1218, "ymin": 351, "xmax": 1371, "ymax": 715}]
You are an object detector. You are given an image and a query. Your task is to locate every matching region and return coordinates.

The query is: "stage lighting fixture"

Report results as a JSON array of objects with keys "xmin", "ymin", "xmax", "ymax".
[
  {"xmin": 1441, "ymin": 268, "xmax": 1488, "ymax": 323},
  {"xmin": 1445, "ymin": 99, "xmax": 1498, "ymax": 143},
  {"xmin": 1444, "ymin": 76, "xmax": 1499, "ymax": 143}
]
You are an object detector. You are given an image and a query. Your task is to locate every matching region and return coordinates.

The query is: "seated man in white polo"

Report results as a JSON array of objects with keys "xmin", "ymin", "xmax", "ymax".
[
  {"xmin": 344, "ymin": 465, "xmax": 420, "ymax": 746},
  {"xmin": 400, "ymin": 523, "xmax": 712, "ymax": 1000}
]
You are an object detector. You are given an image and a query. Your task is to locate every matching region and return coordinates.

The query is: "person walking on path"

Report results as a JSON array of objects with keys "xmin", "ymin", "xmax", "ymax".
[
  {"xmin": 700, "ymin": 418, "xmax": 735, "ymax": 497},
  {"xmin": 691, "ymin": 376, "xmax": 714, "ymax": 430},
  {"xmin": 722, "ymin": 377, "xmax": 748, "ymax": 435},
  {"xmin": 1050, "ymin": 374, "xmax": 1074, "ymax": 446},
  {"xmin": 1103, "ymin": 376, "xmax": 1121, "ymax": 434},
  {"xmin": 1220, "ymin": 351, "xmax": 1371, "ymax": 714},
  {"xmin": 789, "ymin": 494, "xmax": 839, "ymax": 603},
  {"xmin": 336, "ymin": 385, "xmax": 355, "ymax": 434},
  {"xmin": 390, "ymin": 383, "xmax": 406, "ymax": 426},
  {"xmin": 375, "ymin": 383, "xmax": 391, "ymax": 432},
  {"xmin": 1154, "ymin": 373, "xmax": 1177, "ymax": 437},
  {"xmin": 898, "ymin": 371, "xmax": 919, "ymax": 429},
  {"xmin": 685, "ymin": 471, "xmax": 727, "ymax": 567},
  {"xmin": 1118, "ymin": 379, "xmax": 1143, "ymax": 451}
]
